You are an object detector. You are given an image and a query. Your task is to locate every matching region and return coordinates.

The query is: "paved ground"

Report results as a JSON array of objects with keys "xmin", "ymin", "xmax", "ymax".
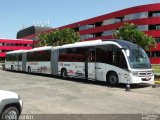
[{"xmin": 0, "ymin": 70, "xmax": 160, "ymax": 114}]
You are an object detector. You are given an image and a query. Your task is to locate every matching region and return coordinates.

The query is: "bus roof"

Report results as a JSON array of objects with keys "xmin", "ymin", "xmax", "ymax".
[
  {"xmin": 59, "ymin": 39, "xmax": 135, "ymax": 49},
  {"xmin": 59, "ymin": 39, "xmax": 102, "ymax": 49},
  {"xmin": 26, "ymin": 46, "xmax": 52, "ymax": 52},
  {"xmin": 6, "ymin": 49, "xmax": 28, "ymax": 54},
  {"xmin": 6, "ymin": 39, "xmax": 138, "ymax": 54}
]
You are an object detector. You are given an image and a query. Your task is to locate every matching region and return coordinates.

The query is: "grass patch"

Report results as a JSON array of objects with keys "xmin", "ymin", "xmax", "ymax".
[
  {"xmin": 152, "ymin": 65, "xmax": 160, "ymax": 73},
  {"xmin": 155, "ymin": 80, "xmax": 160, "ymax": 84}
]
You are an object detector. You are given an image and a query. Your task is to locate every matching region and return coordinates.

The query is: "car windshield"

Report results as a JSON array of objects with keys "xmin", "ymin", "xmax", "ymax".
[{"xmin": 128, "ymin": 47, "xmax": 151, "ymax": 69}]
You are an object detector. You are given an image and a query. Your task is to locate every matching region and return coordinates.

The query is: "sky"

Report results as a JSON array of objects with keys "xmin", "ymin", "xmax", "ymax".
[{"xmin": 0, "ymin": 0, "xmax": 160, "ymax": 39}]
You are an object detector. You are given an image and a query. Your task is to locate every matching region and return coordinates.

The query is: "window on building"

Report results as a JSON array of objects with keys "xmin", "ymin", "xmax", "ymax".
[
  {"xmin": 102, "ymin": 19, "xmax": 115, "ymax": 26},
  {"xmin": 15, "ymin": 43, "xmax": 23, "ymax": 46},
  {"xmin": 94, "ymin": 32, "xmax": 102, "ymax": 37},
  {"xmin": 73, "ymin": 27, "xmax": 79, "ymax": 32},
  {"xmin": 124, "ymin": 12, "xmax": 148, "ymax": 21},
  {"xmin": 79, "ymin": 24, "xmax": 94, "ymax": 31},
  {"xmin": 103, "ymin": 30, "xmax": 115, "ymax": 36},
  {"xmin": 137, "ymin": 25, "xmax": 148, "ymax": 31},
  {"xmin": 23, "ymin": 44, "xmax": 27, "ymax": 46},
  {"xmin": 80, "ymin": 34, "xmax": 94, "ymax": 40},
  {"xmin": 152, "ymin": 51, "xmax": 160, "ymax": 58},
  {"xmin": 149, "ymin": 24, "xmax": 160, "ymax": 30},
  {"xmin": 146, "ymin": 51, "xmax": 151, "ymax": 57},
  {"xmin": 95, "ymin": 22, "xmax": 103, "ymax": 27},
  {"xmin": 155, "ymin": 38, "xmax": 160, "ymax": 43},
  {"xmin": 148, "ymin": 11, "xmax": 160, "ymax": 17},
  {"xmin": 27, "ymin": 44, "xmax": 32, "ymax": 47},
  {"xmin": 115, "ymin": 16, "xmax": 124, "ymax": 23}
]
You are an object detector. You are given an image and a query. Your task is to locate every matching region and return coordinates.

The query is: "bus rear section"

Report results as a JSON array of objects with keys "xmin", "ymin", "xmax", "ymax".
[{"xmin": 5, "ymin": 50, "xmax": 26, "ymax": 71}]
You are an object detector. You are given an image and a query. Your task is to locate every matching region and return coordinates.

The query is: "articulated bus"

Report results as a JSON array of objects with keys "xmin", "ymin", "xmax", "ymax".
[
  {"xmin": 5, "ymin": 50, "xmax": 26, "ymax": 71},
  {"xmin": 5, "ymin": 39, "xmax": 154, "ymax": 86}
]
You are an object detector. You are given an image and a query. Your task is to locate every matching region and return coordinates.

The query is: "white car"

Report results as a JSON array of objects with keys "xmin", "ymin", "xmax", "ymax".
[{"xmin": 0, "ymin": 90, "xmax": 23, "ymax": 120}]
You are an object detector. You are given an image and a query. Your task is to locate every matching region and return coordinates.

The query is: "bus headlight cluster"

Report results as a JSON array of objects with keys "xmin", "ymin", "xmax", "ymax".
[{"xmin": 132, "ymin": 72, "xmax": 139, "ymax": 76}]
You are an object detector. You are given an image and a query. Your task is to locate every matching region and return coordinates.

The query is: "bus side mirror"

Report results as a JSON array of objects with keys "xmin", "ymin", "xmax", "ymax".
[{"xmin": 126, "ymin": 49, "xmax": 130, "ymax": 57}]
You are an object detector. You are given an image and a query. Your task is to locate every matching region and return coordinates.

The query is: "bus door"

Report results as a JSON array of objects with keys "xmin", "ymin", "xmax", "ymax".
[
  {"xmin": 17, "ymin": 53, "xmax": 24, "ymax": 71},
  {"xmin": 17, "ymin": 54, "xmax": 21, "ymax": 71},
  {"xmin": 22, "ymin": 53, "xmax": 26, "ymax": 72},
  {"xmin": 87, "ymin": 48, "xmax": 96, "ymax": 80}
]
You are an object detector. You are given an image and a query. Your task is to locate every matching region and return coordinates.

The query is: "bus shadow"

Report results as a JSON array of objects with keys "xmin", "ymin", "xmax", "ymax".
[{"xmin": 8, "ymin": 70, "xmax": 152, "ymax": 90}]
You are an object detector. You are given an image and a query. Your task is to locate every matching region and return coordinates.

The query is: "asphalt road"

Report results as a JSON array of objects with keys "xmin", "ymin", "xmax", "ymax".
[{"xmin": 0, "ymin": 70, "xmax": 160, "ymax": 114}]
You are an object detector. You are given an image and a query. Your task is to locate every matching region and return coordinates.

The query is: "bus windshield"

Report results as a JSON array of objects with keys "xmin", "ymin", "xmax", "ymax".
[{"xmin": 128, "ymin": 47, "xmax": 151, "ymax": 69}]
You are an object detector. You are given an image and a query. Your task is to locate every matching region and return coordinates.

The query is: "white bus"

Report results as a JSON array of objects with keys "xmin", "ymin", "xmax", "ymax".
[
  {"xmin": 5, "ymin": 50, "xmax": 27, "ymax": 71},
  {"xmin": 5, "ymin": 39, "xmax": 154, "ymax": 86}
]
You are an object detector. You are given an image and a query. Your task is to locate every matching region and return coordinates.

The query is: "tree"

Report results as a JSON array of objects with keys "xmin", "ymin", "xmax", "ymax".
[
  {"xmin": 36, "ymin": 28, "xmax": 80, "ymax": 47},
  {"xmin": 113, "ymin": 23, "xmax": 156, "ymax": 50}
]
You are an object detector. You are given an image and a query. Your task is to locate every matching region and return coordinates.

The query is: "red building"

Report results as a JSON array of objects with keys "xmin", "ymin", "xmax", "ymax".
[
  {"xmin": 17, "ymin": 3, "xmax": 160, "ymax": 64},
  {"xmin": 0, "ymin": 38, "xmax": 33, "ymax": 61}
]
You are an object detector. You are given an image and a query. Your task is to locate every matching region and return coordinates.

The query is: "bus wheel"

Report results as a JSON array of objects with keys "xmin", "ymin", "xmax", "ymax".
[
  {"xmin": 107, "ymin": 72, "xmax": 119, "ymax": 87},
  {"xmin": 28, "ymin": 66, "xmax": 31, "ymax": 73},
  {"xmin": 11, "ymin": 65, "xmax": 14, "ymax": 71},
  {"xmin": 61, "ymin": 69, "xmax": 67, "ymax": 79}
]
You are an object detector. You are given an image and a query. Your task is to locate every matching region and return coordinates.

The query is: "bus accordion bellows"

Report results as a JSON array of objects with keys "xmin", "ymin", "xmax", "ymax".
[{"xmin": 5, "ymin": 39, "xmax": 154, "ymax": 86}]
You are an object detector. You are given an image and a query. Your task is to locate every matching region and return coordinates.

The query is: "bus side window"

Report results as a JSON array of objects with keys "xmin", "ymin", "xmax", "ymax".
[
  {"xmin": 113, "ymin": 51, "xmax": 127, "ymax": 69},
  {"xmin": 18, "ymin": 54, "xmax": 22, "ymax": 61}
]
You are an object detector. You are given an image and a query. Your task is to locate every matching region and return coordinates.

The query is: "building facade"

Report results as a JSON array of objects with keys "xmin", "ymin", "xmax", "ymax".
[
  {"xmin": 17, "ymin": 3, "xmax": 160, "ymax": 64},
  {"xmin": 0, "ymin": 38, "xmax": 33, "ymax": 61}
]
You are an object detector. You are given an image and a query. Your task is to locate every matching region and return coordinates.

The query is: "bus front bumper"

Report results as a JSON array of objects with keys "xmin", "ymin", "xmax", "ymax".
[{"xmin": 128, "ymin": 73, "xmax": 155, "ymax": 85}]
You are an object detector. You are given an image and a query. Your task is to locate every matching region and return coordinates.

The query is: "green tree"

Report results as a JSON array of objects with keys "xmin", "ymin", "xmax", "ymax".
[
  {"xmin": 113, "ymin": 23, "xmax": 156, "ymax": 50},
  {"xmin": 36, "ymin": 28, "xmax": 80, "ymax": 47}
]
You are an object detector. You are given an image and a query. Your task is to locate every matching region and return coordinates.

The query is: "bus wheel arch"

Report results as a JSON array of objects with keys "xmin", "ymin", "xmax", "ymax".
[
  {"xmin": 106, "ymin": 71, "xmax": 119, "ymax": 87},
  {"xmin": 61, "ymin": 68, "xmax": 67, "ymax": 79}
]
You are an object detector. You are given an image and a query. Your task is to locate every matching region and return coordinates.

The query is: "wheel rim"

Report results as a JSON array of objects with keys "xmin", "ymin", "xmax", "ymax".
[
  {"xmin": 28, "ymin": 67, "xmax": 31, "ymax": 73},
  {"xmin": 62, "ymin": 70, "xmax": 67, "ymax": 78},
  {"xmin": 5, "ymin": 110, "xmax": 18, "ymax": 120},
  {"xmin": 109, "ymin": 76, "xmax": 117, "ymax": 84},
  {"xmin": 11, "ymin": 66, "xmax": 14, "ymax": 71},
  {"xmin": 108, "ymin": 73, "xmax": 118, "ymax": 86}
]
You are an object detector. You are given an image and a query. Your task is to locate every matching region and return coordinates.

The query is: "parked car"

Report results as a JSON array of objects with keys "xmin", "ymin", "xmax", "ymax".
[{"xmin": 0, "ymin": 90, "xmax": 23, "ymax": 120}]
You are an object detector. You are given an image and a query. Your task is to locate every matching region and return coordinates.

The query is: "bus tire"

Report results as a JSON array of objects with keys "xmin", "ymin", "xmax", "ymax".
[
  {"xmin": 107, "ymin": 72, "xmax": 119, "ymax": 87},
  {"xmin": 61, "ymin": 68, "xmax": 67, "ymax": 79},
  {"xmin": 28, "ymin": 66, "xmax": 31, "ymax": 73},
  {"xmin": 11, "ymin": 65, "xmax": 14, "ymax": 71}
]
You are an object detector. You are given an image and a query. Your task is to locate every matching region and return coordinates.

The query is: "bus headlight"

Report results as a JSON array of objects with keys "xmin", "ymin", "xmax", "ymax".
[{"xmin": 132, "ymin": 72, "xmax": 139, "ymax": 76}]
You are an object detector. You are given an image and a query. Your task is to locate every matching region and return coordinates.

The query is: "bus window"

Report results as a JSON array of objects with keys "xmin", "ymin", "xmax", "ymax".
[
  {"xmin": 6, "ymin": 54, "xmax": 18, "ymax": 61},
  {"xmin": 113, "ymin": 51, "xmax": 127, "ymax": 69},
  {"xmin": 18, "ymin": 53, "xmax": 22, "ymax": 61},
  {"xmin": 96, "ymin": 45, "xmax": 113, "ymax": 64}
]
